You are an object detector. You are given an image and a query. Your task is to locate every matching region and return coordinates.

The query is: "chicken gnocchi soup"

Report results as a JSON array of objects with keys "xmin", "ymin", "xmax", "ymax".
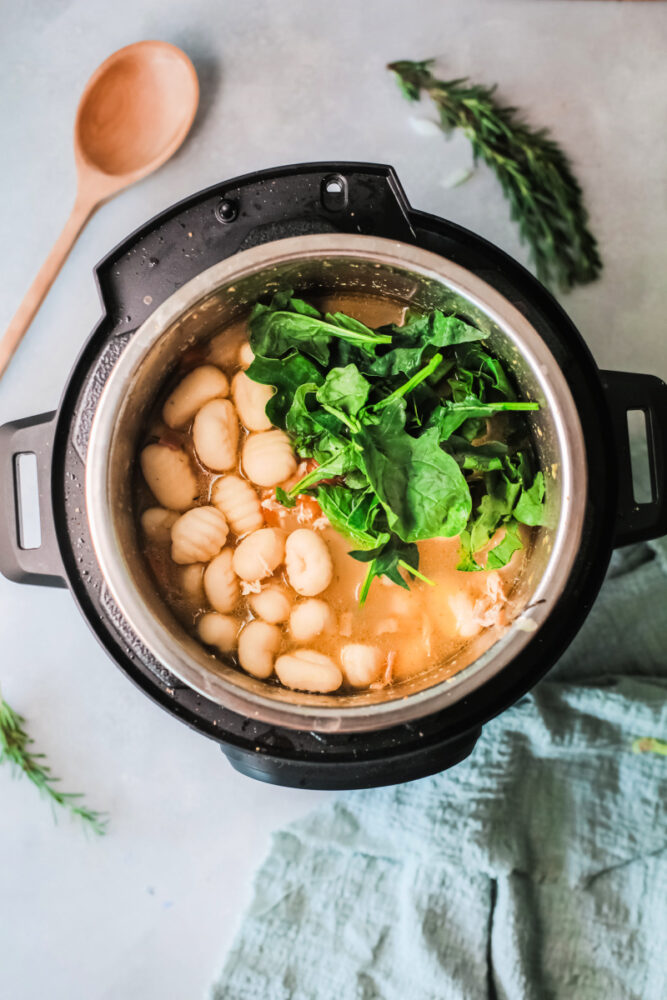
[{"xmin": 136, "ymin": 292, "xmax": 544, "ymax": 695}]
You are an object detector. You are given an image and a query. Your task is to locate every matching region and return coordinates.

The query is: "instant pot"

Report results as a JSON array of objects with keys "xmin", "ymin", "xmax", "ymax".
[{"xmin": 2, "ymin": 162, "xmax": 666, "ymax": 789}]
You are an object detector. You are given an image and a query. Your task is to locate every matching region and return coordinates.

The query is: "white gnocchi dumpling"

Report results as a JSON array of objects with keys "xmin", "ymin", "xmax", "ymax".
[
  {"xmin": 140, "ymin": 444, "xmax": 199, "ymax": 511},
  {"xmin": 162, "ymin": 365, "xmax": 229, "ymax": 429},
  {"xmin": 249, "ymin": 585, "xmax": 293, "ymax": 624},
  {"xmin": 193, "ymin": 398, "xmax": 239, "ymax": 471},
  {"xmin": 198, "ymin": 612, "xmax": 238, "ymax": 652},
  {"xmin": 212, "ymin": 475, "xmax": 263, "ymax": 536},
  {"xmin": 340, "ymin": 644, "xmax": 383, "ymax": 687},
  {"xmin": 231, "ymin": 371, "xmax": 273, "ymax": 431},
  {"xmin": 289, "ymin": 599, "xmax": 335, "ymax": 642},
  {"xmin": 170, "ymin": 506, "xmax": 229, "ymax": 564},
  {"xmin": 238, "ymin": 620, "xmax": 282, "ymax": 679},
  {"xmin": 203, "ymin": 548, "xmax": 239, "ymax": 613},
  {"xmin": 285, "ymin": 529, "xmax": 333, "ymax": 596},
  {"xmin": 274, "ymin": 649, "xmax": 343, "ymax": 693},
  {"xmin": 179, "ymin": 563, "xmax": 205, "ymax": 602},
  {"xmin": 242, "ymin": 430, "xmax": 297, "ymax": 487},
  {"xmin": 206, "ymin": 331, "xmax": 234, "ymax": 369},
  {"xmin": 140, "ymin": 507, "xmax": 178, "ymax": 544},
  {"xmin": 232, "ymin": 528, "xmax": 285, "ymax": 582},
  {"xmin": 238, "ymin": 341, "xmax": 255, "ymax": 369}
]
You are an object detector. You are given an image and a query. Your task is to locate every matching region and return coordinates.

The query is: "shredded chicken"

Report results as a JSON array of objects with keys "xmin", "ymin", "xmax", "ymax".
[
  {"xmin": 261, "ymin": 494, "xmax": 282, "ymax": 511},
  {"xmin": 370, "ymin": 650, "xmax": 396, "ymax": 689},
  {"xmin": 449, "ymin": 571, "xmax": 508, "ymax": 638}
]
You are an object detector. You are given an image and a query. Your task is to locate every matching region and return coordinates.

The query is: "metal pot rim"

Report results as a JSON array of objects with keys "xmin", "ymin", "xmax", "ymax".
[{"xmin": 86, "ymin": 233, "xmax": 587, "ymax": 732}]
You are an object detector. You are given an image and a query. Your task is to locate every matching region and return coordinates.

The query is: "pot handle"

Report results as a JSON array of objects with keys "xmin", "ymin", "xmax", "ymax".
[
  {"xmin": 0, "ymin": 411, "xmax": 66, "ymax": 587},
  {"xmin": 601, "ymin": 370, "xmax": 667, "ymax": 547}
]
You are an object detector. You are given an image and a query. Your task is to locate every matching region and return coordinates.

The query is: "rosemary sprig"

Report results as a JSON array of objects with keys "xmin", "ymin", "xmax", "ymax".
[
  {"xmin": 0, "ymin": 692, "xmax": 107, "ymax": 835},
  {"xmin": 388, "ymin": 59, "xmax": 602, "ymax": 291}
]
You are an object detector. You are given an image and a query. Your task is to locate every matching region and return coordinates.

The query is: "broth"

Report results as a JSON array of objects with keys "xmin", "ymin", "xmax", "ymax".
[{"xmin": 134, "ymin": 294, "xmax": 531, "ymax": 695}]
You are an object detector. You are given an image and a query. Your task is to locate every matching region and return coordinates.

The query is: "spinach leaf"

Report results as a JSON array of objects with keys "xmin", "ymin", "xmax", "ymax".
[
  {"xmin": 284, "ymin": 295, "xmax": 320, "ymax": 317},
  {"xmin": 246, "ymin": 353, "xmax": 323, "ymax": 426},
  {"xmin": 367, "ymin": 310, "xmax": 486, "ymax": 377},
  {"xmin": 249, "ymin": 294, "xmax": 391, "ymax": 366},
  {"xmin": 250, "ymin": 307, "xmax": 331, "ymax": 365},
  {"xmin": 454, "ymin": 343, "xmax": 515, "ymax": 400},
  {"xmin": 429, "ymin": 398, "xmax": 539, "ymax": 441},
  {"xmin": 284, "ymin": 382, "xmax": 349, "ymax": 463},
  {"xmin": 350, "ymin": 535, "xmax": 419, "ymax": 600},
  {"xmin": 324, "ymin": 312, "xmax": 377, "ymax": 337},
  {"xmin": 316, "ymin": 485, "xmax": 386, "ymax": 550},
  {"xmin": 456, "ymin": 530, "xmax": 483, "ymax": 572},
  {"xmin": 285, "ymin": 444, "xmax": 361, "ymax": 498},
  {"xmin": 469, "ymin": 472, "xmax": 522, "ymax": 552},
  {"xmin": 514, "ymin": 471, "xmax": 547, "ymax": 526},
  {"xmin": 316, "ymin": 365, "xmax": 371, "ymax": 416},
  {"xmin": 356, "ymin": 400, "xmax": 471, "ymax": 542},
  {"xmin": 486, "ymin": 519, "xmax": 523, "ymax": 569},
  {"xmin": 446, "ymin": 437, "xmax": 508, "ymax": 472}
]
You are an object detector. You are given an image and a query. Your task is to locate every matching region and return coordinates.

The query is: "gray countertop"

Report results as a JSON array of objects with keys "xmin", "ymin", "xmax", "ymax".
[{"xmin": 2, "ymin": 2, "xmax": 666, "ymax": 997}]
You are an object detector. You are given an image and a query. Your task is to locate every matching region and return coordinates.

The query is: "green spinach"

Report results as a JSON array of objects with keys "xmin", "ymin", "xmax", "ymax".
[{"xmin": 245, "ymin": 292, "xmax": 546, "ymax": 600}]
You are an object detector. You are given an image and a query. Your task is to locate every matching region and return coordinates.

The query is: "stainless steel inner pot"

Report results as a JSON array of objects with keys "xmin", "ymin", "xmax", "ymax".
[{"xmin": 86, "ymin": 234, "xmax": 586, "ymax": 733}]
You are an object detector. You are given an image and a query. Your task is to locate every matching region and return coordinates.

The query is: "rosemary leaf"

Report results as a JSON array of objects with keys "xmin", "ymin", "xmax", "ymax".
[
  {"xmin": 0, "ymin": 694, "xmax": 107, "ymax": 835},
  {"xmin": 388, "ymin": 59, "xmax": 602, "ymax": 291}
]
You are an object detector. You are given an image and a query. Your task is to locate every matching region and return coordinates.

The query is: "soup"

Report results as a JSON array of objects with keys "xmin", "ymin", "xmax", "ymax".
[{"xmin": 134, "ymin": 293, "xmax": 537, "ymax": 695}]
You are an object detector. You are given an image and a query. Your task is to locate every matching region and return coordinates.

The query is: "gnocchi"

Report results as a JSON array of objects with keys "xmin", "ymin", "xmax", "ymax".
[
  {"xmin": 232, "ymin": 371, "xmax": 273, "ymax": 431},
  {"xmin": 285, "ymin": 529, "xmax": 333, "ymax": 596},
  {"xmin": 340, "ymin": 644, "xmax": 383, "ymax": 687},
  {"xmin": 170, "ymin": 506, "xmax": 229, "ymax": 564},
  {"xmin": 193, "ymin": 398, "xmax": 239, "ymax": 471},
  {"xmin": 212, "ymin": 475, "xmax": 263, "ymax": 536},
  {"xmin": 162, "ymin": 365, "xmax": 229, "ymax": 429},
  {"xmin": 179, "ymin": 563, "xmax": 205, "ymax": 602},
  {"xmin": 289, "ymin": 599, "xmax": 335, "ymax": 642},
  {"xmin": 275, "ymin": 649, "xmax": 343, "ymax": 693},
  {"xmin": 141, "ymin": 507, "xmax": 178, "ymax": 544},
  {"xmin": 242, "ymin": 430, "xmax": 297, "ymax": 487},
  {"xmin": 198, "ymin": 612, "xmax": 238, "ymax": 653},
  {"xmin": 232, "ymin": 528, "xmax": 285, "ymax": 582},
  {"xmin": 249, "ymin": 585, "xmax": 293, "ymax": 624},
  {"xmin": 206, "ymin": 331, "xmax": 232, "ymax": 369},
  {"xmin": 140, "ymin": 444, "xmax": 199, "ymax": 511},
  {"xmin": 238, "ymin": 341, "xmax": 254, "ymax": 369},
  {"xmin": 204, "ymin": 549, "xmax": 239, "ymax": 613},
  {"xmin": 238, "ymin": 621, "xmax": 282, "ymax": 679}
]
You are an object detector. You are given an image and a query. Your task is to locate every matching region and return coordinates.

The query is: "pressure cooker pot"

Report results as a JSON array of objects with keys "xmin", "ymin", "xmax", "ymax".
[{"xmin": 1, "ymin": 163, "xmax": 666, "ymax": 789}]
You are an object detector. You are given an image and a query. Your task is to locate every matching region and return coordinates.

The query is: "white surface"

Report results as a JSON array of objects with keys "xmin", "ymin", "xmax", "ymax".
[{"xmin": 1, "ymin": 2, "xmax": 667, "ymax": 998}]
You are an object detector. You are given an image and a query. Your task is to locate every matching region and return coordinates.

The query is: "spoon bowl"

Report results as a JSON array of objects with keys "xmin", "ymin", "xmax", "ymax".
[
  {"xmin": 75, "ymin": 41, "xmax": 199, "ymax": 181},
  {"xmin": 1, "ymin": 40, "xmax": 199, "ymax": 379}
]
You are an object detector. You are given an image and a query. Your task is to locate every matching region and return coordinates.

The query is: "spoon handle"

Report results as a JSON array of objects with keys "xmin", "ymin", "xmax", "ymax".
[{"xmin": 0, "ymin": 194, "xmax": 96, "ymax": 380}]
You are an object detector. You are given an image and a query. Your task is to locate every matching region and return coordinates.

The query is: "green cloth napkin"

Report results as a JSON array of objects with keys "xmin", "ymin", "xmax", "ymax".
[{"xmin": 211, "ymin": 537, "xmax": 667, "ymax": 1000}]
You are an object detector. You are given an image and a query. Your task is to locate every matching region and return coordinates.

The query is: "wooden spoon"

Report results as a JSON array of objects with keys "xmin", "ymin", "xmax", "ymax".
[{"xmin": 0, "ymin": 40, "xmax": 199, "ymax": 379}]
